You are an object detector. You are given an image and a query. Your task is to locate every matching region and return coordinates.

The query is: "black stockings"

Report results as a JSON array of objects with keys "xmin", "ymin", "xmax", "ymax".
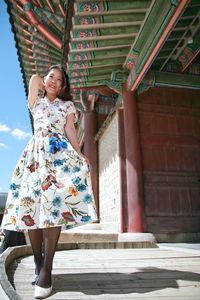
[
  {"xmin": 28, "ymin": 228, "xmax": 43, "ymax": 276},
  {"xmin": 28, "ymin": 227, "xmax": 61, "ymax": 287}
]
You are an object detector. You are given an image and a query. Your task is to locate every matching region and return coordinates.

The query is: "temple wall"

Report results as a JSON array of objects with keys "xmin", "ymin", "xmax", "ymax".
[
  {"xmin": 138, "ymin": 87, "xmax": 200, "ymax": 233},
  {"xmin": 98, "ymin": 112, "xmax": 121, "ymax": 232}
]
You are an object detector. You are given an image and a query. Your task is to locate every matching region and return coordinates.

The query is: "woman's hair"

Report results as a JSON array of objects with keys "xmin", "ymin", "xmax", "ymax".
[{"xmin": 47, "ymin": 64, "xmax": 71, "ymax": 101}]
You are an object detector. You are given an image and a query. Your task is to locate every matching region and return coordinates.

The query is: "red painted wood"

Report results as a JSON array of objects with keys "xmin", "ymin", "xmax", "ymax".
[
  {"xmin": 83, "ymin": 111, "xmax": 99, "ymax": 216},
  {"xmin": 118, "ymin": 110, "xmax": 128, "ymax": 232},
  {"xmin": 18, "ymin": 0, "xmax": 62, "ymax": 49},
  {"xmin": 146, "ymin": 217, "xmax": 200, "ymax": 233},
  {"xmin": 138, "ymin": 87, "xmax": 200, "ymax": 233},
  {"xmin": 122, "ymin": 84, "xmax": 144, "ymax": 232}
]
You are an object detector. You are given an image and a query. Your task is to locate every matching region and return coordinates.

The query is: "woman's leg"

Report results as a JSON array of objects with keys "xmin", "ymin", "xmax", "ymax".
[
  {"xmin": 28, "ymin": 229, "xmax": 43, "ymax": 276},
  {"xmin": 37, "ymin": 226, "xmax": 61, "ymax": 287}
]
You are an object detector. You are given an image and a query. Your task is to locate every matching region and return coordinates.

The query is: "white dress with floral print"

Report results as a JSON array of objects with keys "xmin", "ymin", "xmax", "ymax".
[{"xmin": 1, "ymin": 96, "xmax": 97, "ymax": 230}]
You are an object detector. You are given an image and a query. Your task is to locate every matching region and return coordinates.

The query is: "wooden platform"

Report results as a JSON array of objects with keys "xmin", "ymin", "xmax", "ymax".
[{"xmin": 6, "ymin": 245, "xmax": 200, "ymax": 300}]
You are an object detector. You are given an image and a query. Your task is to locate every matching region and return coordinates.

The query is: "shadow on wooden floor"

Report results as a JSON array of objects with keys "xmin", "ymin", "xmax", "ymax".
[{"xmin": 48, "ymin": 267, "xmax": 200, "ymax": 296}]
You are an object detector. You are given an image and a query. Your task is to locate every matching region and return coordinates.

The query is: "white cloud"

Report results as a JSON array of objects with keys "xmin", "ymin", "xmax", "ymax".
[
  {"xmin": 0, "ymin": 123, "xmax": 10, "ymax": 132},
  {"xmin": 0, "ymin": 142, "xmax": 7, "ymax": 149},
  {"xmin": 11, "ymin": 128, "xmax": 31, "ymax": 140}
]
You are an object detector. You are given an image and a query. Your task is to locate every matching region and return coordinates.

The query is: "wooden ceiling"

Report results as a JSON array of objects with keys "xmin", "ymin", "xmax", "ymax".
[
  {"xmin": 152, "ymin": 0, "xmax": 200, "ymax": 73},
  {"xmin": 5, "ymin": 0, "xmax": 200, "ymax": 113}
]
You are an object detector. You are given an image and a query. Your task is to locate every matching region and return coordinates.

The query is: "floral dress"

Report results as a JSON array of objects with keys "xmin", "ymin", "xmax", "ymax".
[{"xmin": 1, "ymin": 96, "xmax": 97, "ymax": 231}]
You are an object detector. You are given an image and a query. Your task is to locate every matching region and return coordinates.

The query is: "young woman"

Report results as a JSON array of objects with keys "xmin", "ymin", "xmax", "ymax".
[{"xmin": 1, "ymin": 65, "xmax": 97, "ymax": 299}]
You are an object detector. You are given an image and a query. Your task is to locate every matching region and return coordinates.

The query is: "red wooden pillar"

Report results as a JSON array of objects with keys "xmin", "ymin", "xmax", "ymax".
[
  {"xmin": 118, "ymin": 109, "xmax": 128, "ymax": 232},
  {"xmin": 122, "ymin": 83, "xmax": 144, "ymax": 232},
  {"xmin": 83, "ymin": 110, "xmax": 99, "ymax": 216}
]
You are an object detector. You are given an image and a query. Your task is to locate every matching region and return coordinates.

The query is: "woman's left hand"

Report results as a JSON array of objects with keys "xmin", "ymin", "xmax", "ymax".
[{"xmin": 78, "ymin": 152, "xmax": 90, "ymax": 165}]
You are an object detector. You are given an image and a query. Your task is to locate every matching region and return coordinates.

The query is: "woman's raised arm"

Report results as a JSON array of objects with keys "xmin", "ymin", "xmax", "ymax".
[{"xmin": 28, "ymin": 74, "xmax": 44, "ymax": 109}]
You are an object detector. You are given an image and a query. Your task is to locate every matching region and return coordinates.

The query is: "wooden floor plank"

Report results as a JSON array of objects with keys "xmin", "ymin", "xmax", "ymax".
[{"xmin": 6, "ymin": 248, "xmax": 200, "ymax": 300}]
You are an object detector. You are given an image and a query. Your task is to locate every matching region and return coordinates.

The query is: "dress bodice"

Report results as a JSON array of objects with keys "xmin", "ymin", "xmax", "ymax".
[{"xmin": 28, "ymin": 96, "xmax": 77, "ymax": 134}]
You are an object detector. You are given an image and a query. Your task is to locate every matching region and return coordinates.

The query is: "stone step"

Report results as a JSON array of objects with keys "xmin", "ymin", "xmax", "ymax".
[
  {"xmin": 24, "ymin": 224, "xmax": 157, "ymax": 248},
  {"xmin": 58, "ymin": 230, "xmax": 119, "ymax": 243},
  {"xmin": 58, "ymin": 224, "xmax": 156, "ymax": 247}
]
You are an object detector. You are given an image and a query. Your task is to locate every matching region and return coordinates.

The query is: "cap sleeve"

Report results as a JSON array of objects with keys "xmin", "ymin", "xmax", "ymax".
[
  {"xmin": 65, "ymin": 101, "xmax": 78, "ymax": 123},
  {"xmin": 27, "ymin": 91, "xmax": 43, "ymax": 114}
]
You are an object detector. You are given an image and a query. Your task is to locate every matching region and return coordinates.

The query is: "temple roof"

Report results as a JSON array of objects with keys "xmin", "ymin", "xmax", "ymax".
[{"xmin": 5, "ymin": 0, "xmax": 200, "ymax": 111}]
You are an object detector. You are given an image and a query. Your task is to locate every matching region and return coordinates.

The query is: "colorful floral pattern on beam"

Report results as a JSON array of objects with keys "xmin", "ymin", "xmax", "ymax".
[
  {"xmin": 72, "ymin": 29, "xmax": 101, "ymax": 39},
  {"xmin": 74, "ymin": 16, "xmax": 104, "ymax": 25},
  {"xmin": 68, "ymin": 61, "xmax": 92, "ymax": 69},
  {"xmin": 70, "ymin": 41, "xmax": 98, "ymax": 50},
  {"xmin": 68, "ymin": 70, "xmax": 90, "ymax": 77},
  {"xmin": 69, "ymin": 52, "xmax": 94, "ymax": 61},
  {"xmin": 125, "ymin": 50, "xmax": 139, "ymax": 71},
  {"xmin": 74, "ymin": 1, "xmax": 109, "ymax": 13}
]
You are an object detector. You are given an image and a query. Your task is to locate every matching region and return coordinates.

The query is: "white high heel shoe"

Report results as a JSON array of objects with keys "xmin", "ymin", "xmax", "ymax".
[{"xmin": 34, "ymin": 284, "xmax": 52, "ymax": 299}]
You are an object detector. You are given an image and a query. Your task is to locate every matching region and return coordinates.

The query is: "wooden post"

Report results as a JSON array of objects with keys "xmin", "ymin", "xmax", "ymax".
[
  {"xmin": 122, "ymin": 83, "xmax": 144, "ymax": 232},
  {"xmin": 118, "ymin": 109, "xmax": 128, "ymax": 232},
  {"xmin": 83, "ymin": 110, "xmax": 99, "ymax": 216}
]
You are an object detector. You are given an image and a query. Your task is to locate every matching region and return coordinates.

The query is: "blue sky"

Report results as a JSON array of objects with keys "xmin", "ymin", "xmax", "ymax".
[{"xmin": 0, "ymin": 1, "xmax": 32, "ymax": 192}]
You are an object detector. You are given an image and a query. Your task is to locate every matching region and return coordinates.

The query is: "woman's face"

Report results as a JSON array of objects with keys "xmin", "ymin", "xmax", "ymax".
[{"xmin": 44, "ymin": 68, "xmax": 63, "ymax": 98}]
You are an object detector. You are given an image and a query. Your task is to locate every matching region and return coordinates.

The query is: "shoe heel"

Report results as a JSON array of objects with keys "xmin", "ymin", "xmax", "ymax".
[{"xmin": 34, "ymin": 284, "xmax": 52, "ymax": 299}]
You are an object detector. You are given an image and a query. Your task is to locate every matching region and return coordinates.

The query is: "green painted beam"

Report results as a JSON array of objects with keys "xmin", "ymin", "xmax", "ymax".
[
  {"xmin": 175, "ymin": 18, "xmax": 193, "ymax": 28},
  {"xmin": 20, "ymin": 52, "xmax": 34, "ymax": 61},
  {"xmin": 124, "ymin": 0, "xmax": 177, "ymax": 73},
  {"xmin": 74, "ymin": 0, "xmax": 151, "ymax": 12},
  {"xmin": 140, "ymin": 71, "xmax": 200, "ymax": 92},
  {"xmin": 126, "ymin": 0, "xmax": 190, "ymax": 90},
  {"xmin": 71, "ymin": 81, "xmax": 106, "ymax": 88},
  {"xmin": 73, "ymin": 13, "xmax": 146, "ymax": 25},
  {"xmin": 68, "ymin": 65, "xmax": 120, "ymax": 78},
  {"xmin": 189, "ymin": 0, "xmax": 200, "ymax": 7},
  {"xmin": 157, "ymin": 48, "xmax": 175, "ymax": 56},
  {"xmin": 182, "ymin": 5, "xmax": 200, "ymax": 18},
  {"xmin": 72, "ymin": 25, "xmax": 140, "ymax": 39},
  {"xmin": 167, "ymin": 30, "xmax": 185, "ymax": 41},
  {"xmin": 158, "ymin": 40, "xmax": 178, "ymax": 50},
  {"xmin": 135, "ymin": 1, "xmax": 172, "ymax": 52},
  {"xmin": 34, "ymin": 7, "xmax": 65, "ymax": 31},
  {"xmin": 70, "ymin": 37, "xmax": 132, "ymax": 49},
  {"xmin": 30, "ymin": 35, "xmax": 61, "ymax": 51},
  {"xmin": 33, "ymin": 53, "xmax": 60, "ymax": 63},
  {"xmin": 70, "ymin": 74, "xmax": 111, "ymax": 83},
  {"xmin": 69, "ymin": 49, "xmax": 127, "ymax": 62},
  {"xmin": 155, "ymin": 71, "xmax": 200, "ymax": 89},
  {"xmin": 135, "ymin": 1, "xmax": 178, "ymax": 73},
  {"xmin": 31, "ymin": 45, "xmax": 61, "ymax": 59},
  {"xmin": 68, "ymin": 56, "xmax": 125, "ymax": 69}
]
